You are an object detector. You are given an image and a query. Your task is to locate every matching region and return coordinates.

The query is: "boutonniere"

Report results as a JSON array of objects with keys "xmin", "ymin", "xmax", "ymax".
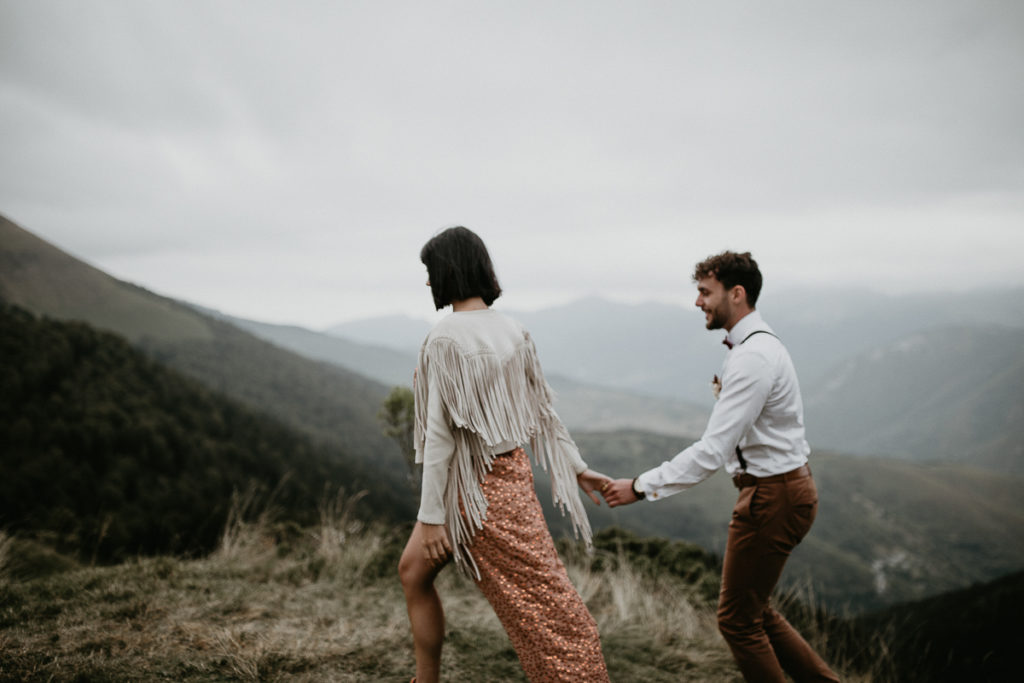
[{"xmin": 711, "ymin": 374, "xmax": 722, "ymax": 400}]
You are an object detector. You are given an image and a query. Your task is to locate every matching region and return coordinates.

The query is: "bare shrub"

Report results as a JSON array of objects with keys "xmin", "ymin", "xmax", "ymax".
[
  {"xmin": 217, "ymin": 481, "xmax": 285, "ymax": 563},
  {"xmin": 314, "ymin": 486, "xmax": 368, "ymax": 564}
]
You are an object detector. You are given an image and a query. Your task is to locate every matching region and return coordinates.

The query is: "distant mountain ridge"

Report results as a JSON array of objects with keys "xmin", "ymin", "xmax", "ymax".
[
  {"xmin": 325, "ymin": 291, "xmax": 1024, "ymax": 472},
  {"xmin": 210, "ymin": 307, "xmax": 711, "ymax": 438},
  {"xmin": 325, "ymin": 314, "xmax": 432, "ymax": 353},
  {"xmin": 326, "ymin": 288, "xmax": 1024, "ymax": 403},
  {"xmin": 803, "ymin": 325, "xmax": 1024, "ymax": 471}
]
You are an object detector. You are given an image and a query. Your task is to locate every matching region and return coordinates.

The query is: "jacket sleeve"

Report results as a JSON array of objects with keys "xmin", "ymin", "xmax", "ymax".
[{"xmin": 414, "ymin": 345, "xmax": 457, "ymax": 524}]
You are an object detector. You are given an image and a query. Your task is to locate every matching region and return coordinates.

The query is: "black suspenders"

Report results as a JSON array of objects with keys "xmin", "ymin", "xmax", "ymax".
[{"xmin": 732, "ymin": 329, "xmax": 779, "ymax": 471}]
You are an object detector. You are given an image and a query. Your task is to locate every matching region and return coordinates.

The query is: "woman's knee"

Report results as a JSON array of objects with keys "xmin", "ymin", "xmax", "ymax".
[
  {"xmin": 398, "ymin": 548, "xmax": 432, "ymax": 592},
  {"xmin": 397, "ymin": 551, "xmax": 417, "ymax": 588}
]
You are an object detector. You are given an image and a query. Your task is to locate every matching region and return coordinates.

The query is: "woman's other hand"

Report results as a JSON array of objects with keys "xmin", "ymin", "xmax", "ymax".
[
  {"xmin": 577, "ymin": 469, "xmax": 613, "ymax": 505},
  {"xmin": 419, "ymin": 522, "xmax": 452, "ymax": 567}
]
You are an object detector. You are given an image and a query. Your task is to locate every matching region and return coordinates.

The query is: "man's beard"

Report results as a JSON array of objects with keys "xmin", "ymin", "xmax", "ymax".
[{"xmin": 705, "ymin": 304, "xmax": 729, "ymax": 330}]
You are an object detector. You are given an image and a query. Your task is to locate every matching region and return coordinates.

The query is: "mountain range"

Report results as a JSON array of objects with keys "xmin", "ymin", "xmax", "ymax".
[
  {"xmin": 325, "ymin": 289, "xmax": 1024, "ymax": 472},
  {"xmin": 2, "ymin": 212, "xmax": 1023, "ymax": 612},
  {"xmin": 208, "ymin": 307, "xmax": 711, "ymax": 438}
]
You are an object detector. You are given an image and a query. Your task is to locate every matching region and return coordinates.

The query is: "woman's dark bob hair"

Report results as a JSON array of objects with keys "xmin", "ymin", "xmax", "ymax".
[{"xmin": 420, "ymin": 226, "xmax": 502, "ymax": 310}]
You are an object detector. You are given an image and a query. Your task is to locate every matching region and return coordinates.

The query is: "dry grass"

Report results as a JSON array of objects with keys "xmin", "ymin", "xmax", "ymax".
[
  {"xmin": 0, "ymin": 531, "xmax": 13, "ymax": 586},
  {"xmin": 0, "ymin": 495, "xmax": 873, "ymax": 682}
]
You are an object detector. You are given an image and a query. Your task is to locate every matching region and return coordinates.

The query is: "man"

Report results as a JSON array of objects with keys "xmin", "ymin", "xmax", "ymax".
[{"xmin": 602, "ymin": 251, "xmax": 839, "ymax": 683}]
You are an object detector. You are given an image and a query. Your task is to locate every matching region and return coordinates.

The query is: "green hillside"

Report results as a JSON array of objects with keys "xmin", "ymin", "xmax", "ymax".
[
  {"xmin": 0, "ymin": 214, "xmax": 213, "ymax": 343},
  {"xmin": 0, "ymin": 304, "xmax": 413, "ymax": 562},
  {"xmin": 137, "ymin": 315, "xmax": 402, "ymax": 467},
  {"xmin": 538, "ymin": 430, "xmax": 1024, "ymax": 612},
  {"xmin": 0, "ymin": 214, "xmax": 409, "ymax": 489}
]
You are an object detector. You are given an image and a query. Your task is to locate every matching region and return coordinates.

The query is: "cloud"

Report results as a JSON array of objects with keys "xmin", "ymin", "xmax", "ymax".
[{"xmin": 1, "ymin": 1, "xmax": 1022, "ymax": 327}]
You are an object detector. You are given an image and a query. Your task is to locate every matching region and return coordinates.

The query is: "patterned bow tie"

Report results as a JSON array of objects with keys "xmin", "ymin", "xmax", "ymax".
[{"xmin": 722, "ymin": 337, "xmax": 734, "ymax": 350}]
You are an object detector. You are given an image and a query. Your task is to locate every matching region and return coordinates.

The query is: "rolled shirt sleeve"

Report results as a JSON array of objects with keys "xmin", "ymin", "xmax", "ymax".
[{"xmin": 636, "ymin": 347, "xmax": 773, "ymax": 500}]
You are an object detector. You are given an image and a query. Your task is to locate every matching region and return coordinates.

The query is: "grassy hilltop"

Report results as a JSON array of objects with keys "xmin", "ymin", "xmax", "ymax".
[
  {"xmin": 3, "ymin": 507, "xmax": 1019, "ymax": 682},
  {"xmin": 1, "ymin": 513, "xmax": 862, "ymax": 683}
]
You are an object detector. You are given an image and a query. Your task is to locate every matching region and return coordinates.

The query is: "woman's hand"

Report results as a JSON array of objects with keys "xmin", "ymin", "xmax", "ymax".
[
  {"xmin": 577, "ymin": 469, "xmax": 613, "ymax": 505},
  {"xmin": 601, "ymin": 478, "xmax": 640, "ymax": 507},
  {"xmin": 419, "ymin": 521, "xmax": 452, "ymax": 567}
]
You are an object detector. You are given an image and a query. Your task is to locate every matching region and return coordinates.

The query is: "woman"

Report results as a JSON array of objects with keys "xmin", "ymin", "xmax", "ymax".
[{"xmin": 398, "ymin": 226, "xmax": 612, "ymax": 682}]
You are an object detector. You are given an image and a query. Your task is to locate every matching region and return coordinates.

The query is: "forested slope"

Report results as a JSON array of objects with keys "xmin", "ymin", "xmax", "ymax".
[{"xmin": 0, "ymin": 304, "xmax": 414, "ymax": 563}]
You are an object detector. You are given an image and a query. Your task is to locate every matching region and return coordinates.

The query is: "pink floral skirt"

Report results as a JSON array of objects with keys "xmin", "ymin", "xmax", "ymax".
[{"xmin": 469, "ymin": 448, "xmax": 609, "ymax": 682}]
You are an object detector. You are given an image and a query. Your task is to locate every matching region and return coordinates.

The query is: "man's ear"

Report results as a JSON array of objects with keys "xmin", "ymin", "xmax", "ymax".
[{"xmin": 730, "ymin": 284, "xmax": 747, "ymax": 305}]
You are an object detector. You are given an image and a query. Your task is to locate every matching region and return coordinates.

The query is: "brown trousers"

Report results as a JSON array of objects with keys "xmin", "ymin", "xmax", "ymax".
[{"xmin": 718, "ymin": 470, "xmax": 840, "ymax": 682}]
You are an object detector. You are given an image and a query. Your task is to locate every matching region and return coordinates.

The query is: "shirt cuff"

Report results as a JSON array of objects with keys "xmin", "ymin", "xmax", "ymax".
[
  {"xmin": 416, "ymin": 510, "xmax": 446, "ymax": 525},
  {"xmin": 634, "ymin": 472, "xmax": 658, "ymax": 501}
]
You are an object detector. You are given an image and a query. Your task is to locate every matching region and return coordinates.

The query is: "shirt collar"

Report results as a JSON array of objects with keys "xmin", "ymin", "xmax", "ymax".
[{"xmin": 725, "ymin": 310, "xmax": 767, "ymax": 348}]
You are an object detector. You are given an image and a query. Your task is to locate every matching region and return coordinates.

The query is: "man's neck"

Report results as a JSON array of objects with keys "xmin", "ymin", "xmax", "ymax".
[{"xmin": 725, "ymin": 308, "xmax": 755, "ymax": 332}]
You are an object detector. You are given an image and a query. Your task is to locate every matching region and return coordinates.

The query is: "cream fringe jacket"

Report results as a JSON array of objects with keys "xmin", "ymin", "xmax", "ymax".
[{"xmin": 413, "ymin": 309, "xmax": 592, "ymax": 578}]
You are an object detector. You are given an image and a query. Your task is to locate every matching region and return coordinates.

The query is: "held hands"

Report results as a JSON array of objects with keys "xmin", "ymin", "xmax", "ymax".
[
  {"xmin": 577, "ymin": 469, "xmax": 643, "ymax": 507},
  {"xmin": 577, "ymin": 469, "xmax": 613, "ymax": 505},
  {"xmin": 601, "ymin": 478, "xmax": 641, "ymax": 507}
]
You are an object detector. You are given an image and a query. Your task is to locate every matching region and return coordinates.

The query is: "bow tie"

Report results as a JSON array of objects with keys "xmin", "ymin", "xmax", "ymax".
[{"xmin": 723, "ymin": 337, "xmax": 734, "ymax": 350}]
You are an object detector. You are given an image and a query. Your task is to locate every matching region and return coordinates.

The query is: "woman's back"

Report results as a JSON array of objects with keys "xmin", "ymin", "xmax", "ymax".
[{"xmin": 423, "ymin": 308, "xmax": 526, "ymax": 360}]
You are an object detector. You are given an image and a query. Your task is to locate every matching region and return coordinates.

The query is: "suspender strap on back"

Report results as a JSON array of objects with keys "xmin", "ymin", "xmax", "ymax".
[{"xmin": 732, "ymin": 329, "xmax": 777, "ymax": 472}]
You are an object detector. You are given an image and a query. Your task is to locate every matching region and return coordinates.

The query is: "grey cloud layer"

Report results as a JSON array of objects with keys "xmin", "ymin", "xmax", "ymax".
[{"xmin": 1, "ymin": 1, "xmax": 1022, "ymax": 325}]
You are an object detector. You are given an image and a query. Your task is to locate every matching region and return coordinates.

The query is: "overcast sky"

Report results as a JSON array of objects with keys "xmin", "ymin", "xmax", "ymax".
[{"xmin": 2, "ymin": 1, "xmax": 1022, "ymax": 328}]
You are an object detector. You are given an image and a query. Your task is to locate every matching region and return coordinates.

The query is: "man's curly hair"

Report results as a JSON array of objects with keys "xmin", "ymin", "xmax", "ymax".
[{"xmin": 693, "ymin": 251, "xmax": 762, "ymax": 307}]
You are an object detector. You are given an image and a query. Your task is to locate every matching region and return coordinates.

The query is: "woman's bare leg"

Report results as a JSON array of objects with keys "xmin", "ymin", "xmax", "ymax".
[{"xmin": 398, "ymin": 522, "xmax": 449, "ymax": 683}]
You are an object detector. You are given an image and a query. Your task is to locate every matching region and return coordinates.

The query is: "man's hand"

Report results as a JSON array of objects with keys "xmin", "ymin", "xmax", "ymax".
[
  {"xmin": 418, "ymin": 521, "xmax": 452, "ymax": 567},
  {"xmin": 577, "ymin": 469, "xmax": 613, "ymax": 505},
  {"xmin": 602, "ymin": 478, "xmax": 641, "ymax": 507}
]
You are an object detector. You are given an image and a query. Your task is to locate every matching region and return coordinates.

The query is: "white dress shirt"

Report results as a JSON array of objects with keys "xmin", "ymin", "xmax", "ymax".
[{"xmin": 636, "ymin": 310, "xmax": 810, "ymax": 501}]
